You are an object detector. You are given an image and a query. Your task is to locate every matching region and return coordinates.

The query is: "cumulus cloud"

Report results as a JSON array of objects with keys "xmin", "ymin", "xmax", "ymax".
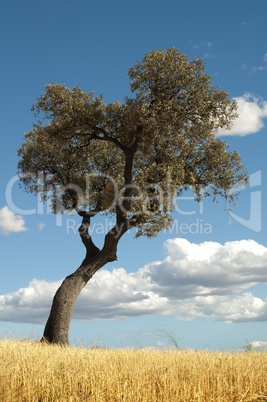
[
  {"xmin": 1, "ymin": 239, "xmax": 267, "ymax": 324},
  {"xmin": 240, "ymin": 340, "xmax": 267, "ymax": 352},
  {"xmin": 144, "ymin": 238, "xmax": 267, "ymax": 298},
  {"xmin": 0, "ymin": 206, "xmax": 28, "ymax": 235},
  {"xmin": 216, "ymin": 94, "xmax": 267, "ymax": 136},
  {"xmin": 249, "ymin": 340, "xmax": 267, "ymax": 351},
  {"xmin": 0, "ymin": 279, "xmax": 60, "ymax": 324},
  {"xmin": 194, "ymin": 293, "xmax": 266, "ymax": 324}
]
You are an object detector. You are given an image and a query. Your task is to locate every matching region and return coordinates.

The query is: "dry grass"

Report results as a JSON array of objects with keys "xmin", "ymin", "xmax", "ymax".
[{"xmin": 0, "ymin": 339, "xmax": 266, "ymax": 401}]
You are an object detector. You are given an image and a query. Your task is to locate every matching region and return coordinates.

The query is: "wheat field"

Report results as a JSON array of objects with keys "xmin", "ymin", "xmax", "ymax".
[{"xmin": 0, "ymin": 339, "xmax": 266, "ymax": 401}]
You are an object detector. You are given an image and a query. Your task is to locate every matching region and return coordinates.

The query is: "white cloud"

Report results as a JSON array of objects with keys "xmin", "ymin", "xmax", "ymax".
[
  {"xmin": 250, "ymin": 340, "xmax": 267, "ymax": 351},
  {"xmin": 252, "ymin": 53, "xmax": 267, "ymax": 72},
  {"xmin": 0, "ymin": 279, "xmax": 61, "ymax": 324},
  {"xmin": 191, "ymin": 41, "xmax": 212, "ymax": 49},
  {"xmin": 240, "ymin": 340, "xmax": 267, "ymax": 352},
  {"xmin": 156, "ymin": 341, "xmax": 166, "ymax": 348},
  {"xmin": 143, "ymin": 239, "xmax": 267, "ymax": 298},
  {"xmin": 243, "ymin": 53, "xmax": 267, "ymax": 73},
  {"xmin": 0, "ymin": 206, "xmax": 28, "ymax": 235},
  {"xmin": 217, "ymin": 94, "xmax": 267, "ymax": 136},
  {"xmin": 194, "ymin": 293, "xmax": 266, "ymax": 324},
  {"xmin": 203, "ymin": 53, "xmax": 214, "ymax": 59},
  {"xmin": 242, "ymin": 19, "xmax": 256, "ymax": 26},
  {"xmin": 1, "ymin": 239, "xmax": 267, "ymax": 324}
]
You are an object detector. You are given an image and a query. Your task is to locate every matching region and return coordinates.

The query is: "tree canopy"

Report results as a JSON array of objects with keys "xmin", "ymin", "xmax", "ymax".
[{"xmin": 18, "ymin": 48, "xmax": 247, "ymax": 238}]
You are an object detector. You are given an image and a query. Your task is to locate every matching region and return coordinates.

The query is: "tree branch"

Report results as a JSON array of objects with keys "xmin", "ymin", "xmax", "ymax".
[
  {"xmin": 72, "ymin": 126, "xmax": 128, "ymax": 152},
  {"xmin": 77, "ymin": 214, "xmax": 100, "ymax": 257}
]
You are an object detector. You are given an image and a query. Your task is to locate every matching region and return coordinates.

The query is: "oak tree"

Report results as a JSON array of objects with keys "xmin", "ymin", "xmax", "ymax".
[{"xmin": 18, "ymin": 48, "xmax": 247, "ymax": 345}]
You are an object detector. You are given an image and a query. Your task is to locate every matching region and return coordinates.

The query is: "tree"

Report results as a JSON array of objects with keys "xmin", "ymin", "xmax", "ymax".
[{"xmin": 17, "ymin": 48, "xmax": 247, "ymax": 345}]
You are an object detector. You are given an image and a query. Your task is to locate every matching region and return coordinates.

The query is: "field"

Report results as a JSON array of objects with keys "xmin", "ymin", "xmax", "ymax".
[{"xmin": 0, "ymin": 339, "xmax": 267, "ymax": 401}]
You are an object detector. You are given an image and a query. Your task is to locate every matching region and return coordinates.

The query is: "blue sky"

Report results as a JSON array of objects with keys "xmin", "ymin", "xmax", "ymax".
[{"xmin": 1, "ymin": 0, "xmax": 267, "ymax": 351}]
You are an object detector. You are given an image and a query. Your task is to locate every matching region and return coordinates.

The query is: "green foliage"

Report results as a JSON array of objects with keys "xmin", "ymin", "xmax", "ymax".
[
  {"xmin": 18, "ymin": 48, "xmax": 248, "ymax": 238},
  {"xmin": 245, "ymin": 339, "xmax": 253, "ymax": 352},
  {"xmin": 155, "ymin": 326, "xmax": 180, "ymax": 349}
]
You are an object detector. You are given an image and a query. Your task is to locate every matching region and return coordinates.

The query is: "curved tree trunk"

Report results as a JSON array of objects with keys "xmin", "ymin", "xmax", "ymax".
[
  {"xmin": 41, "ymin": 150, "xmax": 136, "ymax": 345},
  {"xmin": 41, "ymin": 259, "xmax": 106, "ymax": 345},
  {"xmin": 41, "ymin": 256, "xmax": 116, "ymax": 346},
  {"xmin": 41, "ymin": 211, "xmax": 131, "ymax": 345},
  {"xmin": 41, "ymin": 274, "xmax": 86, "ymax": 345}
]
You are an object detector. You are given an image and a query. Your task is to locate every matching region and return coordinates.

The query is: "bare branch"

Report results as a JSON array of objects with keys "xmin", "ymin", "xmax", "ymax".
[
  {"xmin": 72, "ymin": 126, "xmax": 128, "ymax": 152},
  {"xmin": 77, "ymin": 214, "xmax": 100, "ymax": 257}
]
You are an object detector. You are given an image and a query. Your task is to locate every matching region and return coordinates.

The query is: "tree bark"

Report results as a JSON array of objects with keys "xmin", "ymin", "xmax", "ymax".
[
  {"xmin": 41, "ymin": 273, "xmax": 88, "ymax": 345},
  {"xmin": 41, "ymin": 257, "xmax": 107, "ymax": 345},
  {"xmin": 41, "ymin": 212, "xmax": 131, "ymax": 345}
]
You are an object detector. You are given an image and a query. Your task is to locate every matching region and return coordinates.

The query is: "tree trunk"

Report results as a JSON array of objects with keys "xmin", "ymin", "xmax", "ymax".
[
  {"xmin": 41, "ymin": 211, "xmax": 130, "ymax": 345},
  {"xmin": 41, "ymin": 274, "xmax": 86, "ymax": 345},
  {"xmin": 41, "ymin": 258, "xmax": 105, "ymax": 345}
]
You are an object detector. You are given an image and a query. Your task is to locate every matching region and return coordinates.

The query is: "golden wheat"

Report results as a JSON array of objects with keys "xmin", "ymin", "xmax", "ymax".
[{"xmin": 0, "ymin": 339, "xmax": 266, "ymax": 401}]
